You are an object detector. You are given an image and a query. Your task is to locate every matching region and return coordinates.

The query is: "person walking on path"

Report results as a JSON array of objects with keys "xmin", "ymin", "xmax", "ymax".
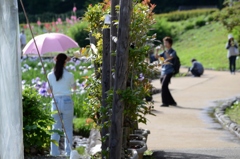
[
  {"xmin": 189, "ymin": 58, "xmax": 204, "ymax": 77},
  {"xmin": 226, "ymin": 34, "xmax": 239, "ymax": 74},
  {"xmin": 47, "ymin": 53, "xmax": 76, "ymax": 156},
  {"xmin": 155, "ymin": 37, "xmax": 177, "ymax": 107}
]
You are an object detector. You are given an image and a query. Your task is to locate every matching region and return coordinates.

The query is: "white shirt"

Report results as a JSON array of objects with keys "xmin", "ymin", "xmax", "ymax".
[
  {"xmin": 47, "ymin": 69, "xmax": 75, "ymax": 96},
  {"xmin": 20, "ymin": 33, "xmax": 26, "ymax": 45}
]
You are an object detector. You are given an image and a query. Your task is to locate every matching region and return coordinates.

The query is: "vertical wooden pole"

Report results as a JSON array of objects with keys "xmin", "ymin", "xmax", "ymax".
[
  {"xmin": 110, "ymin": 0, "xmax": 119, "ymax": 87},
  {"xmin": 109, "ymin": 0, "xmax": 132, "ymax": 158},
  {"xmin": 0, "ymin": 0, "xmax": 24, "ymax": 158},
  {"xmin": 101, "ymin": 28, "xmax": 111, "ymax": 157}
]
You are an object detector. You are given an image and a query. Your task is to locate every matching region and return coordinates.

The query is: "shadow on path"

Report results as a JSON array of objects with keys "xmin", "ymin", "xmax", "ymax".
[
  {"xmin": 144, "ymin": 151, "xmax": 223, "ymax": 159},
  {"xmin": 173, "ymin": 105, "xmax": 203, "ymax": 111}
]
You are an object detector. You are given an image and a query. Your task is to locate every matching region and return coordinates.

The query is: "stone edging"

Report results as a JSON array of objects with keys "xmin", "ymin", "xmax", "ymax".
[{"xmin": 214, "ymin": 97, "xmax": 240, "ymax": 139}]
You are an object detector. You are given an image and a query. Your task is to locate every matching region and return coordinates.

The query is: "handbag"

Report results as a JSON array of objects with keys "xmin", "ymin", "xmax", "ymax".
[{"xmin": 235, "ymin": 48, "xmax": 239, "ymax": 55}]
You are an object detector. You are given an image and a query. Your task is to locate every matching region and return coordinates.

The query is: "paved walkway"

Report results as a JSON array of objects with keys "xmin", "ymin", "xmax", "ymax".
[{"xmin": 140, "ymin": 69, "xmax": 240, "ymax": 158}]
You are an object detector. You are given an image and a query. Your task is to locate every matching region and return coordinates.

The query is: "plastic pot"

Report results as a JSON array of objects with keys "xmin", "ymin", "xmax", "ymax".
[
  {"xmin": 127, "ymin": 149, "xmax": 139, "ymax": 159},
  {"xmin": 134, "ymin": 129, "xmax": 150, "ymax": 141},
  {"xmin": 129, "ymin": 134, "xmax": 146, "ymax": 143},
  {"xmin": 129, "ymin": 141, "xmax": 147, "ymax": 159}
]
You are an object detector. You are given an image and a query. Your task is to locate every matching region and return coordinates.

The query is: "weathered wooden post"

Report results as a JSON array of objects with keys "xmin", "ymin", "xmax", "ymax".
[
  {"xmin": 109, "ymin": 0, "xmax": 132, "ymax": 158},
  {"xmin": 110, "ymin": 0, "xmax": 120, "ymax": 87},
  {"xmin": 0, "ymin": 0, "xmax": 24, "ymax": 158},
  {"xmin": 101, "ymin": 28, "xmax": 111, "ymax": 157}
]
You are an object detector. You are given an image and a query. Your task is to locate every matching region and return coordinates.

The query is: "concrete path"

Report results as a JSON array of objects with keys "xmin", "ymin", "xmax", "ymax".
[{"xmin": 140, "ymin": 69, "xmax": 240, "ymax": 159}]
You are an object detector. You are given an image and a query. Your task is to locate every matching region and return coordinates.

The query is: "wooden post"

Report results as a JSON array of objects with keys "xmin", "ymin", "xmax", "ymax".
[
  {"xmin": 0, "ymin": 0, "xmax": 24, "ymax": 158},
  {"xmin": 109, "ymin": 0, "xmax": 132, "ymax": 158},
  {"xmin": 110, "ymin": 0, "xmax": 119, "ymax": 87},
  {"xmin": 101, "ymin": 28, "xmax": 111, "ymax": 157}
]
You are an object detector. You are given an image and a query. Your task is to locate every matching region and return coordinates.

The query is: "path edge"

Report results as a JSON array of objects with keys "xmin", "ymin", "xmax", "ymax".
[{"xmin": 214, "ymin": 97, "xmax": 240, "ymax": 139}]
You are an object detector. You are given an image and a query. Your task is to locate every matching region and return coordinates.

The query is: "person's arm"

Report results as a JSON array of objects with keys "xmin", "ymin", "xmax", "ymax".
[
  {"xmin": 47, "ymin": 86, "xmax": 52, "ymax": 94},
  {"xmin": 234, "ymin": 42, "xmax": 238, "ymax": 48},
  {"xmin": 46, "ymin": 74, "xmax": 52, "ymax": 94},
  {"xmin": 164, "ymin": 50, "xmax": 176, "ymax": 63},
  {"xmin": 72, "ymin": 83, "xmax": 77, "ymax": 91},
  {"xmin": 71, "ymin": 74, "xmax": 77, "ymax": 91},
  {"xmin": 226, "ymin": 41, "xmax": 231, "ymax": 49},
  {"xmin": 190, "ymin": 62, "xmax": 196, "ymax": 71}
]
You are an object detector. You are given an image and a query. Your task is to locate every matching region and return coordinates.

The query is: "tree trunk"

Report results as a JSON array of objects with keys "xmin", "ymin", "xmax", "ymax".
[
  {"xmin": 109, "ymin": 0, "xmax": 132, "ymax": 158},
  {"xmin": 0, "ymin": 0, "xmax": 24, "ymax": 158},
  {"xmin": 110, "ymin": 0, "xmax": 119, "ymax": 88},
  {"xmin": 101, "ymin": 28, "xmax": 111, "ymax": 157}
]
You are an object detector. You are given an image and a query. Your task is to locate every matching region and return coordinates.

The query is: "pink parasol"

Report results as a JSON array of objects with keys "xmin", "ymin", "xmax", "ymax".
[{"xmin": 23, "ymin": 33, "xmax": 79, "ymax": 55}]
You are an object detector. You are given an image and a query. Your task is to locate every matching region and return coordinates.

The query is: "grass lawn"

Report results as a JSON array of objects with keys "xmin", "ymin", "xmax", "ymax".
[
  {"xmin": 225, "ymin": 101, "xmax": 240, "ymax": 125},
  {"xmin": 173, "ymin": 22, "xmax": 240, "ymax": 70}
]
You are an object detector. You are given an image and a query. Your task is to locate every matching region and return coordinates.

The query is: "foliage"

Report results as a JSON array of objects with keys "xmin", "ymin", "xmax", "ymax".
[
  {"xmin": 72, "ymin": 92, "xmax": 89, "ymax": 118},
  {"xmin": 18, "ymin": 0, "xmax": 223, "ymax": 16},
  {"xmin": 83, "ymin": 0, "xmax": 155, "ymax": 128},
  {"xmin": 217, "ymin": 1, "xmax": 240, "ymax": 44},
  {"xmin": 67, "ymin": 21, "xmax": 90, "ymax": 47},
  {"xmin": 22, "ymin": 86, "xmax": 54, "ymax": 155},
  {"xmin": 158, "ymin": 9, "xmax": 218, "ymax": 22},
  {"xmin": 148, "ymin": 18, "xmax": 173, "ymax": 43},
  {"xmin": 225, "ymin": 100, "xmax": 240, "ymax": 125},
  {"xmin": 195, "ymin": 17, "xmax": 207, "ymax": 27},
  {"xmin": 73, "ymin": 118, "xmax": 94, "ymax": 137}
]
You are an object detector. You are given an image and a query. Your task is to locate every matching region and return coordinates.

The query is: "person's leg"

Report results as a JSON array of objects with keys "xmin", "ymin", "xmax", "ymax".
[
  {"xmin": 161, "ymin": 74, "xmax": 176, "ymax": 106},
  {"xmin": 232, "ymin": 56, "xmax": 237, "ymax": 73},
  {"xmin": 50, "ymin": 98, "xmax": 62, "ymax": 156},
  {"xmin": 229, "ymin": 57, "xmax": 233, "ymax": 73},
  {"xmin": 62, "ymin": 96, "xmax": 74, "ymax": 156},
  {"xmin": 191, "ymin": 69, "xmax": 200, "ymax": 77}
]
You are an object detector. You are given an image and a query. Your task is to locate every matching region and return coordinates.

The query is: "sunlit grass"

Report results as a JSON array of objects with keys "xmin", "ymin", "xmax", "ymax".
[
  {"xmin": 173, "ymin": 22, "xmax": 240, "ymax": 70},
  {"xmin": 225, "ymin": 101, "xmax": 240, "ymax": 125}
]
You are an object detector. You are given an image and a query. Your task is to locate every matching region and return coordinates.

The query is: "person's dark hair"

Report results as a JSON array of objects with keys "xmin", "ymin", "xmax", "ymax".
[
  {"xmin": 54, "ymin": 53, "xmax": 67, "ymax": 81},
  {"xmin": 191, "ymin": 58, "xmax": 197, "ymax": 63},
  {"xmin": 163, "ymin": 36, "xmax": 173, "ymax": 45}
]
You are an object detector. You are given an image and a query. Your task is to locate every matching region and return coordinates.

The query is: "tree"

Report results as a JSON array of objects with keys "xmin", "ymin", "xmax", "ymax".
[{"xmin": 109, "ymin": 0, "xmax": 132, "ymax": 158}]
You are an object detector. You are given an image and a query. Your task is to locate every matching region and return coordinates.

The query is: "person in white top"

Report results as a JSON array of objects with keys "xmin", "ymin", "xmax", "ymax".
[
  {"xmin": 47, "ymin": 53, "xmax": 76, "ymax": 156},
  {"xmin": 20, "ymin": 30, "xmax": 26, "ymax": 50},
  {"xmin": 226, "ymin": 34, "xmax": 239, "ymax": 74}
]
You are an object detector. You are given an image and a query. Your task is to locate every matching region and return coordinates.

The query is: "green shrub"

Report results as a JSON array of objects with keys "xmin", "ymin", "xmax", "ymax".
[
  {"xmin": 73, "ymin": 118, "xmax": 94, "ymax": 137},
  {"xmin": 67, "ymin": 22, "xmax": 89, "ymax": 47},
  {"xmin": 72, "ymin": 92, "xmax": 88, "ymax": 118},
  {"xmin": 195, "ymin": 18, "xmax": 206, "ymax": 27},
  {"xmin": 148, "ymin": 18, "xmax": 173, "ymax": 44},
  {"xmin": 22, "ymin": 86, "xmax": 54, "ymax": 155},
  {"xmin": 158, "ymin": 9, "xmax": 218, "ymax": 22},
  {"xmin": 185, "ymin": 22, "xmax": 195, "ymax": 31}
]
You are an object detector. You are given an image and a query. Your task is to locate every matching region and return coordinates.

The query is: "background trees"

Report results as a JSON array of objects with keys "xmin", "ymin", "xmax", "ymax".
[{"xmin": 18, "ymin": 0, "xmax": 224, "ymax": 15}]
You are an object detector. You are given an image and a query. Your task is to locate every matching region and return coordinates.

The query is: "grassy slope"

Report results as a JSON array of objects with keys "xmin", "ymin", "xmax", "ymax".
[{"xmin": 173, "ymin": 22, "xmax": 240, "ymax": 70}]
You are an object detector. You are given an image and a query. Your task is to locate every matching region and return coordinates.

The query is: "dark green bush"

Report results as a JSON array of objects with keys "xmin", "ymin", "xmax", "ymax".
[
  {"xmin": 67, "ymin": 22, "xmax": 89, "ymax": 47},
  {"xmin": 22, "ymin": 86, "xmax": 54, "ymax": 155},
  {"xmin": 148, "ymin": 18, "xmax": 173, "ymax": 44},
  {"xmin": 73, "ymin": 118, "xmax": 94, "ymax": 137},
  {"xmin": 158, "ymin": 9, "xmax": 218, "ymax": 22},
  {"xmin": 195, "ymin": 18, "xmax": 206, "ymax": 27},
  {"xmin": 185, "ymin": 23, "xmax": 195, "ymax": 31}
]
